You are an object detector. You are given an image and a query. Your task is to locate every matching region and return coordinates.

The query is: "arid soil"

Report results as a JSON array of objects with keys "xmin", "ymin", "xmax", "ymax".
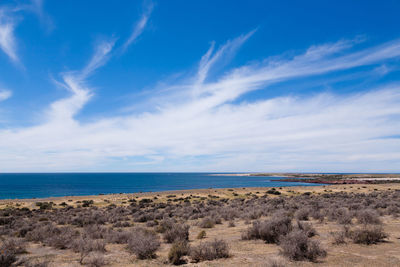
[{"xmin": 1, "ymin": 183, "xmax": 400, "ymax": 266}]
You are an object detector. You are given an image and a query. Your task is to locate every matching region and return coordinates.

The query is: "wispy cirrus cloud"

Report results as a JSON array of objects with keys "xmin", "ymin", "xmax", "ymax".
[
  {"xmin": 22, "ymin": 0, "xmax": 54, "ymax": 32},
  {"xmin": 0, "ymin": 0, "xmax": 53, "ymax": 66},
  {"xmin": 1, "ymin": 33, "xmax": 400, "ymax": 172},
  {"xmin": 50, "ymin": 38, "xmax": 116, "ymax": 122},
  {"xmin": 122, "ymin": 1, "xmax": 153, "ymax": 52},
  {"xmin": 0, "ymin": 9, "xmax": 19, "ymax": 63}
]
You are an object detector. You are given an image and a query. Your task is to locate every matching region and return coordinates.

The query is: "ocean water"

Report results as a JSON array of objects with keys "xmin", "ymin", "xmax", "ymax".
[{"xmin": 0, "ymin": 173, "xmax": 324, "ymax": 199}]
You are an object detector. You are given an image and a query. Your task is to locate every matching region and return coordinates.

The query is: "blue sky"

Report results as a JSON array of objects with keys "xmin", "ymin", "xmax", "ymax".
[{"xmin": 0, "ymin": 0, "xmax": 400, "ymax": 172}]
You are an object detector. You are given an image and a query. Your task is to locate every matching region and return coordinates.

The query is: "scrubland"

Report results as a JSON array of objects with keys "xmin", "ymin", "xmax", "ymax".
[{"xmin": 1, "ymin": 184, "xmax": 400, "ymax": 266}]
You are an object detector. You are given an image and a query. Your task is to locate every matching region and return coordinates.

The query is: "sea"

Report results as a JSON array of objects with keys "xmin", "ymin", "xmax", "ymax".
[{"xmin": 0, "ymin": 173, "xmax": 324, "ymax": 199}]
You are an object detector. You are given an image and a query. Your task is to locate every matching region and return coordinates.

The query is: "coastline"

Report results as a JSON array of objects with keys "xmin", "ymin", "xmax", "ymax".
[
  {"xmin": 1, "ymin": 182, "xmax": 397, "ymax": 209},
  {"xmin": 213, "ymin": 173, "xmax": 400, "ymax": 184},
  {"xmin": 2, "ymin": 173, "xmax": 400, "ymax": 203}
]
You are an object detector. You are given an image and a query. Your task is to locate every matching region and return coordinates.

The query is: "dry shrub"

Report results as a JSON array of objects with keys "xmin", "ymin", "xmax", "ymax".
[
  {"xmin": 350, "ymin": 225, "xmax": 388, "ymax": 245},
  {"xmin": 280, "ymin": 230, "xmax": 327, "ymax": 262},
  {"xmin": 296, "ymin": 221, "xmax": 317, "ymax": 237},
  {"xmin": 338, "ymin": 213, "xmax": 353, "ymax": 225},
  {"xmin": 331, "ymin": 231, "xmax": 346, "ymax": 245},
  {"xmin": 310, "ymin": 209, "xmax": 324, "ymax": 223},
  {"xmin": 356, "ymin": 209, "xmax": 381, "ymax": 225},
  {"xmin": 264, "ymin": 257, "xmax": 287, "ymax": 267},
  {"xmin": 168, "ymin": 240, "xmax": 190, "ymax": 265},
  {"xmin": 0, "ymin": 245, "xmax": 16, "ymax": 267},
  {"xmin": 190, "ymin": 239, "xmax": 229, "ymax": 262},
  {"xmin": 1, "ymin": 238, "xmax": 26, "ymax": 254},
  {"xmin": 45, "ymin": 226, "xmax": 79, "ymax": 249},
  {"xmin": 146, "ymin": 220, "xmax": 158, "ymax": 227},
  {"xmin": 198, "ymin": 217, "xmax": 215, "ymax": 228},
  {"xmin": 295, "ymin": 208, "xmax": 310, "ymax": 221},
  {"xmin": 26, "ymin": 224, "xmax": 78, "ymax": 249},
  {"xmin": 197, "ymin": 230, "xmax": 206, "ymax": 239},
  {"xmin": 242, "ymin": 215, "xmax": 292, "ymax": 244},
  {"xmin": 105, "ymin": 229, "xmax": 131, "ymax": 244},
  {"xmin": 127, "ymin": 228, "xmax": 160, "ymax": 259},
  {"xmin": 155, "ymin": 219, "xmax": 175, "ymax": 233},
  {"xmin": 24, "ymin": 260, "xmax": 50, "ymax": 267},
  {"xmin": 72, "ymin": 237, "xmax": 106, "ymax": 263},
  {"xmin": 84, "ymin": 225, "xmax": 108, "ymax": 239},
  {"xmin": 85, "ymin": 252, "xmax": 106, "ymax": 267},
  {"xmin": 163, "ymin": 224, "xmax": 190, "ymax": 243}
]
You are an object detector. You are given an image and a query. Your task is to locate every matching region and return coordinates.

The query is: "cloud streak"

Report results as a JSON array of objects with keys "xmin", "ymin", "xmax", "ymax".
[
  {"xmin": 122, "ymin": 1, "xmax": 153, "ymax": 52},
  {"xmin": 0, "ymin": 9, "xmax": 18, "ymax": 63},
  {"xmin": 49, "ymin": 38, "xmax": 116, "ymax": 122}
]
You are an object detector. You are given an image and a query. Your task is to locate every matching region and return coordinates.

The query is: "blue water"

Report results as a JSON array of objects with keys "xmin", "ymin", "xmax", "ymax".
[{"xmin": 0, "ymin": 173, "xmax": 324, "ymax": 199}]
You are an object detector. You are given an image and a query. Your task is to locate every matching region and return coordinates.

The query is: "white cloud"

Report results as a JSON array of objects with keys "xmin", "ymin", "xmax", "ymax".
[
  {"xmin": 0, "ymin": 37, "xmax": 400, "ymax": 172},
  {"xmin": 0, "ymin": 10, "xmax": 18, "ymax": 63},
  {"xmin": 122, "ymin": 1, "xmax": 153, "ymax": 51},
  {"xmin": 81, "ymin": 39, "xmax": 116, "ymax": 78},
  {"xmin": 0, "ymin": 89, "xmax": 12, "ymax": 102},
  {"xmin": 49, "ymin": 38, "xmax": 116, "ymax": 122}
]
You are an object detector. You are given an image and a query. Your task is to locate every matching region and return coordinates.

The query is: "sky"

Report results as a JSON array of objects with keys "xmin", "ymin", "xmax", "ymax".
[{"xmin": 0, "ymin": 0, "xmax": 400, "ymax": 172}]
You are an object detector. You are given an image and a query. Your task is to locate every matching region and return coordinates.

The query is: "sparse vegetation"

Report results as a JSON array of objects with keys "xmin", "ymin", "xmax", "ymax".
[{"xmin": 0, "ymin": 186, "xmax": 399, "ymax": 265}]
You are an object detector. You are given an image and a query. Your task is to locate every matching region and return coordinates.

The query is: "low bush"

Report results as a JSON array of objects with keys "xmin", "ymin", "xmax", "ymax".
[
  {"xmin": 331, "ymin": 231, "xmax": 346, "ymax": 245},
  {"xmin": 127, "ymin": 228, "xmax": 160, "ymax": 259},
  {"xmin": 190, "ymin": 239, "xmax": 229, "ymax": 262},
  {"xmin": 168, "ymin": 240, "xmax": 190, "ymax": 265},
  {"xmin": 198, "ymin": 217, "xmax": 215, "ymax": 228},
  {"xmin": 266, "ymin": 189, "xmax": 281, "ymax": 195},
  {"xmin": 85, "ymin": 252, "xmax": 106, "ymax": 267},
  {"xmin": 350, "ymin": 226, "xmax": 388, "ymax": 245},
  {"xmin": 72, "ymin": 238, "xmax": 106, "ymax": 264},
  {"xmin": 155, "ymin": 219, "xmax": 175, "ymax": 233},
  {"xmin": 242, "ymin": 215, "xmax": 292, "ymax": 244},
  {"xmin": 0, "ymin": 246, "xmax": 16, "ymax": 267},
  {"xmin": 24, "ymin": 260, "xmax": 50, "ymax": 267},
  {"xmin": 356, "ymin": 209, "xmax": 381, "ymax": 225},
  {"xmin": 82, "ymin": 200, "xmax": 94, "ymax": 207},
  {"xmin": 1, "ymin": 238, "xmax": 26, "ymax": 255},
  {"xmin": 295, "ymin": 208, "xmax": 310, "ymax": 221},
  {"xmin": 35, "ymin": 202, "xmax": 53, "ymax": 210},
  {"xmin": 197, "ymin": 230, "xmax": 206, "ymax": 239},
  {"xmin": 264, "ymin": 257, "xmax": 287, "ymax": 267},
  {"xmin": 105, "ymin": 229, "xmax": 131, "ymax": 244},
  {"xmin": 296, "ymin": 221, "xmax": 317, "ymax": 237},
  {"xmin": 280, "ymin": 230, "xmax": 327, "ymax": 262},
  {"xmin": 163, "ymin": 224, "xmax": 190, "ymax": 243}
]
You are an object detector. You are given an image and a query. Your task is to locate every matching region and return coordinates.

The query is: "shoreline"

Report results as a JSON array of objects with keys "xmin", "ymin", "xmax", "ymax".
[
  {"xmin": 215, "ymin": 173, "xmax": 400, "ymax": 185},
  {"xmin": 0, "ymin": 185, "xmax": 320, "ymax": 203},
  {"xmin": 2, "ymin": 173, "xmax": 400, "ymax": 202},
  {"xmin": 1, "ymin": 182, "xmax": 397, "ymax": 209}
]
